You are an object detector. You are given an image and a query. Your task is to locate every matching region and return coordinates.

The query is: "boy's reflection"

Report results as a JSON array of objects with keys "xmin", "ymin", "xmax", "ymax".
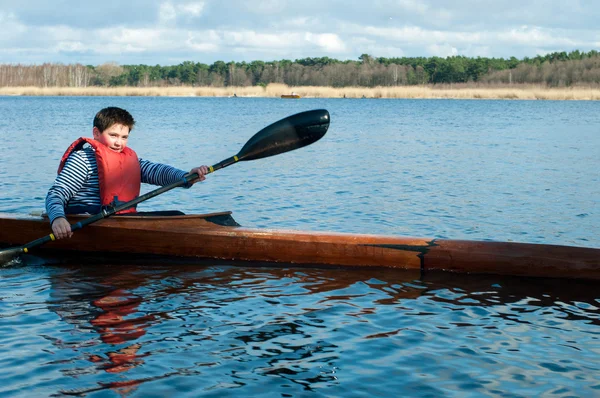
[
  {"xmin": 87, "ymin": 289, "xmax": 152, "ymax": 374},
  {"xmin": 48, "ymin": 265, "xmax": 157, "ymax": 396},
  {"xmin": 50, "ymin": 262, "xmax": 427, "ymax": 396}
]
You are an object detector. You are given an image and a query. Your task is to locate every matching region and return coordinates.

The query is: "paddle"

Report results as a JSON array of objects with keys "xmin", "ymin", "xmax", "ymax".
[{"xmin": 0, "ymin": 109, "xmax": 330, "ymax": 264}]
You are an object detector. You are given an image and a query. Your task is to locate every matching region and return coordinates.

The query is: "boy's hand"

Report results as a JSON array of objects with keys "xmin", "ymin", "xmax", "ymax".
[
  {"xmin": 187, "ymin": 165, "xmax": 209, "ymax": 186},
  {"xmin": 51, "ymin": 217, "xmax": 73, "ymax": 240}
]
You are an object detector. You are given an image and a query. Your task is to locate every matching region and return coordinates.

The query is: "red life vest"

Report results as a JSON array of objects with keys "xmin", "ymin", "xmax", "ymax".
[{"xmin": 58, "ymin": 137, "xmax": 141, "ymax": 214}]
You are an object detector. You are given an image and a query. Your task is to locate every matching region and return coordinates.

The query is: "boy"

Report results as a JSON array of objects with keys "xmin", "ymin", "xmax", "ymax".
[{"xmin": 46, "ymin": 106, "xmax": 208, "ymax": 240}]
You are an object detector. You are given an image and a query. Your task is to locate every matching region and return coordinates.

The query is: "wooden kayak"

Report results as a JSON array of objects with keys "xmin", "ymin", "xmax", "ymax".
[
  {"xmin": 0, "ymin": 211, "xmax": 599, "ymax": 280},
  {"xmin": 281, "ymin": 94, "xmax": 301, "ymax": 99}
]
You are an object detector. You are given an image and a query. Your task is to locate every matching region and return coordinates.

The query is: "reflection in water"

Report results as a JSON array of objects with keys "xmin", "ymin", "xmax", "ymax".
[
  {"xmin": 49, "ymin": 270, "xmax": 157, "ymax": 396},
  {"xmin": 9, "ymin": 261, "xmax": 598, "ymax": 396},
  {"xmin": 88, "ymin": 290, "xmax": 150, "ymax": 380}
]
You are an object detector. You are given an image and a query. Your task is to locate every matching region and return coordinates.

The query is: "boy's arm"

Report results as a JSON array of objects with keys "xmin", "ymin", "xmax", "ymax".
[
  {"xmin": 45, "ymin": 151, "xmax": 89, "ymax": 225},
  {"xmin": 139, "ymin": 159, "xmax": 189, "ymax": 187}
]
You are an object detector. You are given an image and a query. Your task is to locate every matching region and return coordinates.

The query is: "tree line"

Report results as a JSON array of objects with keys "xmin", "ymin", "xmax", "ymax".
[{"xmin": 1, "ymin": 50, "xmax": 599, "ymax": 88}]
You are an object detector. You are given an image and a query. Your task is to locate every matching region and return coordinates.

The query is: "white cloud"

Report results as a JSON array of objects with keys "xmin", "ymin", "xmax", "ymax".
[
  {"xmin": 99, "ymin": 28, "xmax": 162, "ymax": 48},
  {"xmin": 39, "ymin": 25, "xmax": 83, "ymax": 41},
  {"xmin": 427, "ymin": 43, "xmax": 458, "ymax": 57},
  {"xmin": 353, "ymin": 22, "xmax": 596, "ymax": 57},
  {"xmin": 117, "ymin": 28, "xmax": 165, "ymax": 45},
  {"xmin": 186, "ymin": 31, "xmax": 219, "ymax": 52},
  {"xmin": 159, "ymin": 2, "xmax": 178, "ymax": 24},
  {"xmin": 1, "ymin": 1, "xmax": 600, "ymax": 65},
  {"xmin": 498, "ymin": 26, "xmax": 577, "ymax": 47},
  {"xmin": 459, "ymin": 45, "xmax": 492, "ymax": 58},
  {"xmin": 285, "ymin": 17, "xmax": 310, "ymax": 28},
  {"xmin": 305, "ymin": 33, "xmax": 346, "ymax": 53},
  {"xmin": 245, "ymin": 0, "xmax": 286, "ymax": 14},
  {"xmin": 187, "ymin": 41, "xmax": 219, "ymax": 52},
  {"xmin": 159, "ymin": 1, "xmax": 204, "ymax": 24},
  {"xmin": 224, "ymin": 31, "xmax": 303, "ymax": 49},
  {"xmin": 392, "ymin": 0, "xmax": 453, "ymax": 26},
  {"xmin": 0, "ymin": 11, "xmax": 28, "ymax": 41},
  {"xmin": 361, "ymin": 25, "xmax": 483, "ymax": 46},
  {"xmin": 396, "ymin": 0, "xmax": 429, "ymax": 15},
  {"xmin": 360, "ymin": 44, "xmax": 405, "ymax": 58},
  {"xmin": 179, "ymin": 2, "xmax": 205, "ymax": 16},
  {"xmin": 56, "ymin": 41, "xmax": 86, "ymax": 53},
  {"xmin": 92, "ymin": 27, "xmax": 182, "ymax": 54}
]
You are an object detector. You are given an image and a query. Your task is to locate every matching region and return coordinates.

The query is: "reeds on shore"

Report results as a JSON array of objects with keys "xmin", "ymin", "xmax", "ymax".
[{"xmin": 1, "ymin": 83, "xmax": 599, "ymax": 100}]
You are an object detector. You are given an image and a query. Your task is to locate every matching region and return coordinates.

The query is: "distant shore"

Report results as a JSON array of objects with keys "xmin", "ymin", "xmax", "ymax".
[{"xmin": 1, "ymin": 83, "xmax": 599, "ymax": 100}]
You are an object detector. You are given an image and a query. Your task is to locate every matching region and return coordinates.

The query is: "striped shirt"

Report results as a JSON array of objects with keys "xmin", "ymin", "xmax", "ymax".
[{"xmin": 45, "ymin": 146, "xmax": 189, "ymax": 224}]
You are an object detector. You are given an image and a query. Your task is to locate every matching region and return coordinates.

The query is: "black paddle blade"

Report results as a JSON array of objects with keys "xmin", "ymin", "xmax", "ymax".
[{"xmin": 237, "ymin": 109, "xmax": 329, "ymax": 161}]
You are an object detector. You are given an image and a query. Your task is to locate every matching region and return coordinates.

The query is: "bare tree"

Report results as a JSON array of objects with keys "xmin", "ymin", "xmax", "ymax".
[{"xmin": 95, "ymin": 62, "xmax": 124, "ymax": 85}]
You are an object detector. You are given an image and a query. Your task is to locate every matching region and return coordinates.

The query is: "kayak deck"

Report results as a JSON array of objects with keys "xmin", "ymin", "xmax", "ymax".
[{"xmin": 0, "ymin": 211, "xmax": 599, "ymax": 280}]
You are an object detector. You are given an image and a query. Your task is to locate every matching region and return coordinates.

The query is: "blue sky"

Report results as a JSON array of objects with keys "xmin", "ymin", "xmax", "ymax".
[{"xmin": 0, "ymin": 0, "xmax": 598, "ymax": 65}]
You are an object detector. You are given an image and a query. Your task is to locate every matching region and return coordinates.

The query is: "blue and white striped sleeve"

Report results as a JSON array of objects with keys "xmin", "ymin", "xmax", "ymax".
[
  {"xmin": 45, "ymin": 151, "xmax": 89, "ymax": 225},
  {"xmin": 139, "ymin": 159, "xmax": 189, "ymax": 187}
]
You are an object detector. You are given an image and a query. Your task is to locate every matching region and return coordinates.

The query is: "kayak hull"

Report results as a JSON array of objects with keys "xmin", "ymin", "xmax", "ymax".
[{"xmin": 0, "ymin": 212, "xmax": 598, "ymax": 280}]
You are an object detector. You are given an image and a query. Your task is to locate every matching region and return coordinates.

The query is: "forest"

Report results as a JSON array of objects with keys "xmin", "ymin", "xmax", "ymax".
[{"xmin": 1, "ymin": 50, "xmax": 599, "ymax": 88}]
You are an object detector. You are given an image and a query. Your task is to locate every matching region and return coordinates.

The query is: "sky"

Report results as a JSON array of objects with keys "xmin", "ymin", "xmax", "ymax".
[{"xmin": 1, "ymin": 0, "xmax": 599, "ymax": 66}]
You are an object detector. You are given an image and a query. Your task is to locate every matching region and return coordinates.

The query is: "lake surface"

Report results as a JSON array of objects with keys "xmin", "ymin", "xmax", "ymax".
[{"xmin": 0, "ymin": 96, "xmax": 599, "ymax": 396}]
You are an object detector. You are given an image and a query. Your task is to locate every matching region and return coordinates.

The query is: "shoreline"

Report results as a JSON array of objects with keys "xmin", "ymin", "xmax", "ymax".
[{"xmin": 1, "ymin": 83, "xmax": 599, "ymax": 100}]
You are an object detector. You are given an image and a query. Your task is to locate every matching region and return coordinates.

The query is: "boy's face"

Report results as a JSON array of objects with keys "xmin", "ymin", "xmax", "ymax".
[{"xmin": 93, "ymin": 123, "xmax": 130, "ymax": 153}]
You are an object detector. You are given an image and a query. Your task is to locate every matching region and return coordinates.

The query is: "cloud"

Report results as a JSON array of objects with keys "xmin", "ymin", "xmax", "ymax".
[
  {"xmin": 56, "ymin": 41, "xmax": 86, "ymax": 53},
  {"xmin": 97, "ymin": 28, "xmax": 166, "ymax": 52},
  {"xmin": 396, "ymin": 0, "xmax": 429, "ymax": 15},
  {"xmin": 183, "ymin": 2, "xmax": 205, "ymax": 15},
  {"xmin": 373, "ymin": 25, "xmax": 477, "ymax": 43},
  {"xmin": 427, "ymin": 43, "xmax": 459, "ymax": 57},
  {"xmin": 159, "ymin": 2, "xmax": 178, "ymax": 24},
  {"xmin": 242, "ymin": 0, "xmax": 286, "ymax": 14},
  {"xmin": 224, "ymin": 31, "xmax": 299, "ymax": 49},
  {"xmin": 0, "ymin": 11, "xmax": 28, "ymax": 42},
  {"xmin": 159, "ymin": 1, "xmax": 205, "ymax": 24},
  {"xmin": 0, "ymin": 0, "xmax": 599, "ymax": 65},
  {"xmin": 283, "ymin": 17, "xmax": 311, "ymax": 28},
  {"xmin": 304, "ymin": 33, "xmax": 346, "ymax": 53},
  {"xmin": 39, "ymin": 25, "xmax": 83, "ymax": 42},
  {"xmin": 498, "ymin": 26, "xmax": 578, "ymax": 47},
  {"xmin": 186, "ymin": 31, "xmax": 220, "ymax": 52}
]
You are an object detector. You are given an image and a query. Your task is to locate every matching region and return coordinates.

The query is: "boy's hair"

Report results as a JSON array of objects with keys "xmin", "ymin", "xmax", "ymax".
[{"xmin": 93, "ymin": 107, "xmax": 135, "ymax": 132}]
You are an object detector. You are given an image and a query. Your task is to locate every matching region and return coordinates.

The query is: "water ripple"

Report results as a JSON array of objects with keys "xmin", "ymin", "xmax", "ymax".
[
  {"xmin": 1, "ymin": 264, "xmax": 599, "ymax": 396},
  {"xmin": 1, "ymin": 97, "xmax": 600, "ymax": 396}
]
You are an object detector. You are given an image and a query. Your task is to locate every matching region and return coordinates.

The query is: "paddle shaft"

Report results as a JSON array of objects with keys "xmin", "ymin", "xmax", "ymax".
[{"xmin": 20, "ymin": 156, "xmax": 238, "ymax": 253}]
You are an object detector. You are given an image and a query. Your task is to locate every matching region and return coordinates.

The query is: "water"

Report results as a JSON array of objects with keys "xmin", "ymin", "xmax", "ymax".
[
  {"xmin": 1, "ymin": 96, "xmax": 598, "ymax": 245},
  {"xmin": 0, "ymin": 96, "xmax": 599, "ymax": 396}
]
